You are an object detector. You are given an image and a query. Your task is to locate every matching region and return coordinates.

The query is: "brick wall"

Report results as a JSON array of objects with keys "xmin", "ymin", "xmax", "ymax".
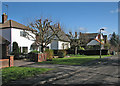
[
  {"xmin": 0, "ymin": 55, "xmax": 14, "ymax": 68},
  {"xmin": 0, "ymin": 59, "xmax": 9, "ymax": 68},
  {"xmin": 37, "ymin": 53, "xmax": 47, "ymax": 62}
]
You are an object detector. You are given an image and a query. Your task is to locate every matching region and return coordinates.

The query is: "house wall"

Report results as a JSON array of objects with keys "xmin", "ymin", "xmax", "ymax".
[
  {"xmin": 50, "ymin": 40, "xmax": 58, "ymax": 50},
  {"xmin": 0, "ymin": 28, "xmax": 11, "ymax": 42},
  {"xmin": 58, "ymin": 41, "xmax": 70, "ymax": 50},
  {"xmin": 11, "ymin": 28, "xmax": 35, "ymax": 53},
  {"xmin": 1, "ymin": 44, "xmax": 7, "ymax": 58},
  {"xmin": 49, "ymin": 40, "xmax": 70, "ymax": 50},
  {"xmin": 47, "ymin": 43, "xmax": 51, "ymax": 49},
  {"xmin": 0, "ymin": 28, "xmax": 11, "ymax": 53}
]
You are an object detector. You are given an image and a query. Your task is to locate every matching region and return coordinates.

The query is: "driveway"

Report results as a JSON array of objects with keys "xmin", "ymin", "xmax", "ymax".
[
  {"xmin": 7, "ymin": 55, "xmax": 120, "ymax": 86},
  {"xmin": 14, "ymin": 59, "xmax": 35, "ymax": 67}
]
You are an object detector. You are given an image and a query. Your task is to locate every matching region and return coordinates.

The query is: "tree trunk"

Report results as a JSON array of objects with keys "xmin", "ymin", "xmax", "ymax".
[
  {"xmin": 41, "ymin": 44, "xmax": 44, "ymax": 53},
  {"xmin": 75, "ymin": 47, "xmax": 77, "ymax": 55}
]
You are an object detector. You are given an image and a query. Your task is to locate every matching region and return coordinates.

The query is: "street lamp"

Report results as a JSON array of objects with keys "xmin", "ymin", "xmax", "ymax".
[{"xmin": 100, "ymin": 28, "xmax": 104, "ymax": 59}]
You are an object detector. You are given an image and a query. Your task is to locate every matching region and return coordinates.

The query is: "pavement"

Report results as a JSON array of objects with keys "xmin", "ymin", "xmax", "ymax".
[{"xmin": 3, "ymin": 55, "xmax": 120, "ymax": 86}]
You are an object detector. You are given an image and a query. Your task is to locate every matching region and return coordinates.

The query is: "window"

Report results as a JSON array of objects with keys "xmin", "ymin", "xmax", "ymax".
[
  {"xmin": 20, "ymin": 31, "xmax": 27, "ymax": 37},
  {"xmin": 22, "ymin": 47, "xmax": 28, "ymax": 54},
  {"xmin": 65, "ymin": 44, "xmax": 69, "ymax": 49},
  {"xmin": 62, "ymin": 43, "xmax": 64, "ymax": 49}
]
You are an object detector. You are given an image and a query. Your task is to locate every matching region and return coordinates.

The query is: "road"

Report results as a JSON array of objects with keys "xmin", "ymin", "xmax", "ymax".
[{"xmin": 6, "ymin": 55, "xmax": 119, "ymax": 86}]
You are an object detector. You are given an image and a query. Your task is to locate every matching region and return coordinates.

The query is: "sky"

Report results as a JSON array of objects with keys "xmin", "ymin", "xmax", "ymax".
[{"xmin": 1, "ymin": 2, "xmax": 118, "ymax": 36}]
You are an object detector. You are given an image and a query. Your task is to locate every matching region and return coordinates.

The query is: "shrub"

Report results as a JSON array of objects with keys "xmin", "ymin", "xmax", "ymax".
[
  {"xmin": 57, "ymin": 50, "xmax": 66, "ymax": 58},
  {"xmin": 27, "ymin": 50, "xmax": 40, "ymax": 61},
  {"xmin": 27, "ymin": 52, "xmax": 37, "ymax": 61},
  {"xmin": 30, "ymin": 50, "xmax": 40, "ymax": 54},
  {"xmin": 12, "ymin": 42, "xmax": 19, "ymax": 59},
  {"xmin": 44, "ymin": 49, "xmax": 54, "ymax": 60},
  {"xmin": 104, "ymin": 43, "xmax": 110, "ymax": 49},
  {"xmin": 79, "ymin": 46, "xmax": 85, "ymax": 50}
]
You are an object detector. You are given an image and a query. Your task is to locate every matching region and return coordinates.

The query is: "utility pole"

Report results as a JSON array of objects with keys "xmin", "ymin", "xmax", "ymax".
[
  {"xmin": 3, "ymin": 4, "xmax": 8, "ymax": 18},
  {"xmin": 100, "ymin": 28, "xmax": 104, "ymax": 59}
]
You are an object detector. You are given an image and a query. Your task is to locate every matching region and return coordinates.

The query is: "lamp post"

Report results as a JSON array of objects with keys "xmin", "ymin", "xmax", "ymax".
[{"xmin": 100, "ymin": 28, "xmax": 104, "ymax": 59}]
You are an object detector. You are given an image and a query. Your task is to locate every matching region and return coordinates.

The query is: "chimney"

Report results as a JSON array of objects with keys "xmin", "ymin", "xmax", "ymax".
[
  {"xmin": 69, "ymin": 32, "xmax": 72, "ymax": 36},
  {"xmin": 58, "ymin": 23, "xmax": 61, "ymax": 29},
  {"xmin": 79, "ymin": 32, "xmax": 82, "ymax": 36},
  {"xmin": 2, "ymin": 13, "xmax": 8, "ymax": 23},
  {"xmin": 79, "ymin": 32, "xmax": 82, "ymax": 39},
  {"xmin": 75, "ymin": 32, "xmax": 77, "ymax": 38}
]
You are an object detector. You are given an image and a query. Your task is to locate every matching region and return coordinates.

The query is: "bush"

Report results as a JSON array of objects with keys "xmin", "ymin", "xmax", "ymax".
[
  {"xmin": 104, "ymin": 43, "xmax": 110, "ymax": 49},
  {"xmin": 57, "ymin": 50, "xmax": 66, "ymax": 58},
  {"xmin": 79, "ymin": 46, "xmax": 85, "ymax": 50},
  {"xmin": 12, "ymin": 42, "xmax": 19, "ymax": 59},
  {"xmin": 30, "ymin": 50, "xmax": 40, "ymax": 54},
  {"xmin": 27, "ymin": 50, "xmax": 40, "ymax": 61},
  {"xmin": 27, "ymin": 52, "xmax": 37, "ymax": 61},
  {"xmin": 44, "ymin": 49, "xmax": 54, "ymax": 60}
]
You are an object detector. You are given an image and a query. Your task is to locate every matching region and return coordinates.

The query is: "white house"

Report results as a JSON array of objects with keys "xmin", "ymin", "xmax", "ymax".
[
  {"xmin": 0, "ymin": 13, "xmax": 70, "ymax": 54},
  {"xmin": 31, "ymin": 24, "xmax": 71, "ymax": 51},
  {"xmin": 44, "ymin": 23, "xmax": 70, "ymax": 50},
  {"xmin": 0, "ymin": 13, "xmax": 36, "ymax": 54},
  {"xmin": 48, "ymin": 28, "xmax": 70, "ymax": 50}
]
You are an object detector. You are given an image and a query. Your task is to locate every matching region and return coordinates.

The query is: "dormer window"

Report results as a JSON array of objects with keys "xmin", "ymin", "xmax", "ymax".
[{"xmin": 20, "ymin": 31, "xmax": 27, "ymax": 37}]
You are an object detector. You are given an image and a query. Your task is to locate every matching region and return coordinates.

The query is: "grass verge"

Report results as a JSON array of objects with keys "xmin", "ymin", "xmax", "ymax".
[
  {"xmin": 39, "ymin": 55, "xmax": 112, "ymax": 65},
  {"xmin": 1, "ymin": 67, "xmax": 52, "ymax": 84}
]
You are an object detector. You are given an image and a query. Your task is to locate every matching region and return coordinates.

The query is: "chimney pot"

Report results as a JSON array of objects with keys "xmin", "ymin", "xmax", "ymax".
[
  {"xmin": 58, "ymin": 23, "xmax": 60, "ymax": 29},
  {"xmin": 2, "ymin": 13, "xmax": 8, "ymax": 23}
]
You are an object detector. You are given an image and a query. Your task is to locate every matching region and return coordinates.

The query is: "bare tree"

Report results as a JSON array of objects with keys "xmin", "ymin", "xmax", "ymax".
[
  {"xmin": 25, "ymin": 19, "xmax": 61, "ymax": 52},
  {"xmin": 68, "ymin": 32, "xmax": 89, "ymax": 54},
  {"xmin": 79, "ymin": 32, "xmax": 89, "ymax": 47},
  {"xmin": 68, "ymin": 32, "xmax": 80, "ymax": 54}
]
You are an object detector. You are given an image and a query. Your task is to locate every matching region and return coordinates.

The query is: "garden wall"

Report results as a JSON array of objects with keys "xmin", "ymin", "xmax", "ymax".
[
  {"xmin": 28, "ymin": 53, "xmax": 47, "ymax": 62},
  {"xmin": 0, "ymin": 55, "xmax": 14, "ymax": 68},
  {"xmin": 36, "ymin": 53, "xmax": 47, "ymax": 62}
]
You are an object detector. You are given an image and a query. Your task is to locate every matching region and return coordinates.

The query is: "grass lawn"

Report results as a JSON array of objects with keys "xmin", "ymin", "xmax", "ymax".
[
  {"xmin": 39, "ymin": 55, "xmax": 112, "ymax": 65},
  {"xmin": 1, "ymin": 67, "xmax": 52, "ymax": 84}
]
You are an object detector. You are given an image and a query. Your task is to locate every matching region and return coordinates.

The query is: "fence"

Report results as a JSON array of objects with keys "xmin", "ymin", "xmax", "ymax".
[
  {"xmin": 0, "ymin": 55, "xmax": 14, "ymax": 68},
  {"xmin": 53, "ymin": 49, "xmax": 108, "ymax": 55},
  {"xmin": 84, "ymin": 50, "xmax": 108, "ymax": 55}
]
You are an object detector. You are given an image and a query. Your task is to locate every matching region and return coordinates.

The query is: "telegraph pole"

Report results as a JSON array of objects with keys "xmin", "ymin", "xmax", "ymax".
[{"xmin": 3, "ymin": 3, "xmax": 8, "ymax": 18}]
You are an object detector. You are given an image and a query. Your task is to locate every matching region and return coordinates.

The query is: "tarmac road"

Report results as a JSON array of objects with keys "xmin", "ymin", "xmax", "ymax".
[{"xmin": 5, "ymin": 55, "xmax": 120, "ymax": 86}]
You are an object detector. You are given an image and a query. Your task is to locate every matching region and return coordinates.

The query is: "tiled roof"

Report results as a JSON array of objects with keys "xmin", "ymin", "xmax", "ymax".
[
  {"xmin": 0, "ymin": 20, "xmax": 37, "ymax": 32},
  {"xmin": 80, "ymin": 33, "xmax": 98, "ymax": 38},
  {"xmin": 0, "ymin": 20, "xmax": 70, "ymax": 42}
]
